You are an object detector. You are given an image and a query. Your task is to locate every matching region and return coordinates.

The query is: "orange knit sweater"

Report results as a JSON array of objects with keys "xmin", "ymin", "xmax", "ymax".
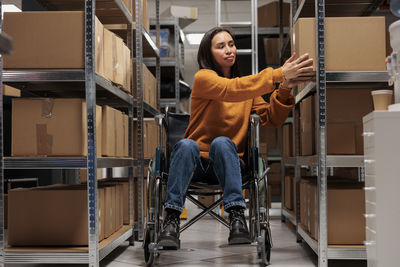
[{"xmin": 184, "ymin": 67, "xmax": 295, "ymax": 159}]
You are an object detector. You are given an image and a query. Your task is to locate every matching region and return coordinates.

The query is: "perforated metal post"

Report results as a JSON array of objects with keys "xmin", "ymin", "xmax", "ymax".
[
  {"xmin": 0, "ymin": 3, "xmax": 5, "ymax": 267},
  {"xmin": 135, "ymin": 0, "xmax": 145, "ymax": 241},
  {"xmin": 174, "ymin": 23, "xmax": 180, "ymax": 112},
  {"xmin": 156, "ymin": 0, "xmax": 160, "ymax": 111},
  {"xmin": 315, "ymin": 0, "xmax": 328, "ymax": 265},
  {"xmin": 251, "ymin": 0, "xmax": 258, "ymax": 74},
  {"xmin": 85, "ymin": 1, "xmax": 99, "ymax": 266},
  {"xmin": 127, "ymin": 2, "xmax": 135, "ymax": 245}
]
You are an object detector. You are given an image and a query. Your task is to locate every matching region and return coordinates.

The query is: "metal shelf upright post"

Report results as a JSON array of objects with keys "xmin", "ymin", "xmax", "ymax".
[
  {"xmin": 0, "ymin": 3, "xmax": 12, "ymax": 266},
  {"xmin": 135, "ymin": 0, "xmax": 161, "ymax": 241},
  {"xmin": 135, "ymin": 0, "xmax": 145, "ymax": 242}
]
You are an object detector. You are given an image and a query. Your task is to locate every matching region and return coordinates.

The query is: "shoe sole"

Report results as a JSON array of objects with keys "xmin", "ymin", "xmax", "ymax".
[
  {"xmin": 229, "ymin": 233, "xmax": 251, "ymax": 245},
  {"xmin": 158, "ymin": 236, "xmax": 180, "ymax": 250}
]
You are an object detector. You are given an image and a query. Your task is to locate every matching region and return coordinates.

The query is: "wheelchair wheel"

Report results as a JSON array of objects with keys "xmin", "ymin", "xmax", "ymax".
[
  {"xmin": 258, "ymin": 228, "xmax": 271, "ymax": 266},
  {"xmin": 144, "ymin": 227, "xmax": 155, "ymax": 267}
]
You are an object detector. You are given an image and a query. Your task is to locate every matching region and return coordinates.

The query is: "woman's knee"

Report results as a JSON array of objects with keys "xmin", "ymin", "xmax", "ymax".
[
  {"xmin": 173, "ymin": 139, "xmax": 200, "ymax": 155},
  {"xmin": 210, "ymin": 136, "xmax": 236, "ymax": 154}
]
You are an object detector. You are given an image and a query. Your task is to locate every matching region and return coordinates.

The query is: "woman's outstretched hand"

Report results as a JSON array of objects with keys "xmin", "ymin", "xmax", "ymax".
[{"xmin": 282, "ymin": 53, "xmax": 313, "ymax": 80}]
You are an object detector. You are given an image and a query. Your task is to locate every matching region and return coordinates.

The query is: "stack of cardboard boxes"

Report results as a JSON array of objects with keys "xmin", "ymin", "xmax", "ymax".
[
  {"xmin": 7, "ymin": 181, "xmax": 129, "ymax": 246},
  {"xmin": 283, "ymin": 15, "xmax": 387, "ymax": 245},
  {"xmin": 299, "ymin": 178, "xmax": 365, "ymax": 245},
  {"xmin": 11, "ymin": 98, "xmax": 130, "ymax": 158}
]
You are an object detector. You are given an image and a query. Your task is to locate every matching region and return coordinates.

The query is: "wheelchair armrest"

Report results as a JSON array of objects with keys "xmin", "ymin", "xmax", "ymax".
[
  {"xmin": 250, "ymin": 114, "xmax": 260, "ymax": 150},
  {"xmin": 154, "ymin": 114, "xmax": 165, "ymax": 148}
]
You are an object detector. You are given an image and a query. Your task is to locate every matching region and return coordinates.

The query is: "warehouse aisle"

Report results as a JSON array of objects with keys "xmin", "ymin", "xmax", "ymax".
[{"xmin": 8, "ymin": 206, "xmax": 367, "ymax": 267}]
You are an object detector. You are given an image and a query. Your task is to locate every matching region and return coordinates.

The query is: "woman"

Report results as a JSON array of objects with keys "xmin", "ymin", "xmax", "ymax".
[{"xmin": 159, "ymin": 27, "xmax": 313, "ymax": 248}]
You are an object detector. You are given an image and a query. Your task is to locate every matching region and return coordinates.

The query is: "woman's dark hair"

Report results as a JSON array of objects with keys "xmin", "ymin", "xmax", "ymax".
[{"xmin": 197, "ymin": 27, "xmax": 240, "ymax": 78}]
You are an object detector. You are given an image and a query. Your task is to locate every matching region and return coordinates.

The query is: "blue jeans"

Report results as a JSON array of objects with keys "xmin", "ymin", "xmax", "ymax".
[{"xmin": 164, "ymin": 136, "xmax": 246, "ymax": 213}]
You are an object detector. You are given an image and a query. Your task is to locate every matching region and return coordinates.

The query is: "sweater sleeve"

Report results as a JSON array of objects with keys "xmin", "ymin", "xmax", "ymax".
[
  {"xmin": 191, "ymin": 68, "xmax": 285, "ymax": 102},
  {"xmin": 251, "ymin": 84, "xmax": 295, "ymax": 127}
]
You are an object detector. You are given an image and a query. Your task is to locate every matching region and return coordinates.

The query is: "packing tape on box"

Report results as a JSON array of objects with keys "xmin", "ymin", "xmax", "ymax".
[
  {"xmin": 190, "ymin": 8, "xmax": 196, "ymax": 19},
  {"xmin": 36, "ymin": 124, "xmax": 53, "ymax": 155},
  {"xmin": 41, "ymin": 98, "xmax": 54, "ymax": 118}
]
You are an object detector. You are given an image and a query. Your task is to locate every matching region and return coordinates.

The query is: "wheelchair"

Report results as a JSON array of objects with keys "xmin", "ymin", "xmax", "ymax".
[{"xmin": 143, "ymin": 112, "xmax": 273, "ymax": 266}]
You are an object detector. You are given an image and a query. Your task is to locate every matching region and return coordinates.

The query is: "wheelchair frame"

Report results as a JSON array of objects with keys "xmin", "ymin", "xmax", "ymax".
[{"xmin": 143, "ymin": 113, "xmax": 273, "ymax": 266}]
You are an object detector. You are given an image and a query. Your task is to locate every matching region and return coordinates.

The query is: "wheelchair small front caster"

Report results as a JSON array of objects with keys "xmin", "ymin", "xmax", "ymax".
[
  {"xmin": 144, "ymin": 227, "xmax": 155, "ymax": 267},
  {"xmin": 258, "ymin": 229, "xmax": 271, "ymax": 266}
]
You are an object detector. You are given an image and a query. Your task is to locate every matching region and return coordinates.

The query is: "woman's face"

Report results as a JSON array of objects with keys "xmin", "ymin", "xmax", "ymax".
[{"xmin": 211, "ymin": 31, "xmax": 236, "ymax": 75}]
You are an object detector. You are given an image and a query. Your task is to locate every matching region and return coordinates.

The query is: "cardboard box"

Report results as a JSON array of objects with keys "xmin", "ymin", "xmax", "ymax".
[
  {"xmin": 300, "ymin": 96, "xmax": 315, "ymax": 156},
  {"xmin": 3, "ymin": 85, "xmax": 20, "ymax": 97},
  {"xmin": 4, "ymin": 12, "xmax": 105, "ymax": 76},
  {"xmin": 263, "ymin": 38, "xmax": 280, "ymax": 66},
  {"xmin": 259, "ymin": 125, "xmax": 281, "ymax": 150},
  {"xmin": 294, "ymin": 17, "xmax": 386, "ymax": 71},
  {"xmin": 258, "ymin": 1, "xmax": 290, "ymax": 27},
  {"xmin": 8, "ymin": 185, "xmax": 105, "ymax": 246},
  {"xmin": 134, "ymin": 63, "xmax": 157, "ymax": 109},
  {"xmin": 133, "ymin": 118, "xmax": 159, "ymax": 159},
  {"xmin": 198, "ymin": 189, "xmax": 215, "ymax": 207},
  {"xmin": 102, "ymin": 105, "xmax": 116, "ymax": 157},
  {"xmin": 12, "ymin": 98, "xmax": 102, "ymax": 157},
  {"xmin": 292, "ymin": 175, "xmax": 297, "ymax": 216},
  {"xmin": 116, "ymin": 110, "xmax": 125, "ymax": 158},
  {"xmin": 123, "ymin": 114, "xmax": 130, "ymax": 157},
  {"xmin": 103, "ymin": 28, "xmax": 115, "ymax": 82},
  {"xmin": 300, "ymin": 89, "xmax": 373, "ymax": 155},
  {"xmin": 284, "ymin": 176, "xmax": 293, "ymax": 210},
  {"xmin": 308, "ymin": 181, "xmax": 366, "ymax": 244},
  {"xmin": 299, "ymin": 179, "xmax": 310, "ymax": 230},
  {"xmin": 268, "ymin": 162, "xmax": 281, "ymax": 185},
  {"xmin": 122, "ymin": 181, "xmax": 130, "ymax": 224},
  {"xmin": 282, "ymin": 123, "xmax": 293, "ymax": 157}
]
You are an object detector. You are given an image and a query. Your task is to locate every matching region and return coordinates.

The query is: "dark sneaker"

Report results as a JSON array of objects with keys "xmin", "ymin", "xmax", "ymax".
[
  {"xmin": 228, "ymin": 207, "xmax": 251, "ymax": 245},
  {"xmin": 158, "ymin": 210, "xmax": 181, "ymax": 249}
]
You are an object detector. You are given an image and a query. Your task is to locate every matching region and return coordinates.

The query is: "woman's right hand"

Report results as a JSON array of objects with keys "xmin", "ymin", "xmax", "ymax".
[{"xmin": 282, "ymin": 53, "xmax": 314, "ymax": 80}]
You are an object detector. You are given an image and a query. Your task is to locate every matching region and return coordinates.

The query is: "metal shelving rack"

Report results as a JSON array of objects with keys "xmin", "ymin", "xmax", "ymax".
[
  {"xmin": 0, "ymin": 0, "xmax": 160, "ymax": 266},
  {"xmin": 144, "ymin": 17, "xmax": 184, "ymax": 112},
  {"xmin": 135, "ymin": 0, "xmax": 161, "ymax": 241},
  {"xmin": 280, "ymin": 0, "xmax": 390, "ymax": 266}
]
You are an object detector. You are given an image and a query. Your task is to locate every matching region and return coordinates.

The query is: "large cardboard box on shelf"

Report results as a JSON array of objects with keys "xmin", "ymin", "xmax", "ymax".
[
  {"xmin": 268, "ymin": 162, "xmax": 281, "ymax": 185},
  {"xmin": 12, "ymin": 98, "xmax": 102, "ymax": 157},
  {"xmin": 103, "ymin": 29, "xmax": 131, "ymax": 93},
  {"xmin": 259, "ymin": 125, "xmax": 281, "ymax": 151},
  {"xmin": 133, "ymin": 63, "xmax": 157, "ymax": 109},
  {"xmin": 282, "ymin": 123, "xmax": 293, "ymax": 157},
  {"xmin": 258, "ymin": 1, "xmax": 290, "ymax": 27},
  {"xmin": 300, "ymin": 88, "xmax": 374, "ymax": 155},
  {"xmin": 263, "ymin": 38, "xmax": 281, "ymax": 66},
  {"xmin": 102, "ymin": 106, "xmax": 129, "ymax": 157},
  {"xmin": 299, "ymin": 178, "xmax": 311, "ymax": 231},
  {"xmin": 308, "ymin": 181, "xmax": 366, "ymax": 245},
  {"xmin": 300, "ymin": 96, "xmax": 315, "ymax": 156},
  {"xmin": 133, "ymin": 118, "xmax": 159, "ymax": 159},
  {"xmin": 8, "ymin": 185, "xmax": 105, "ymax": 246},
  {"xmin": 284, "ymin": 176, "xmax": 293, "ymax": 210},
  {"xmin": 3, "ymin": 12, "xmax": 105, "ymax": 76},
  {"xmin": 294, "ymin": 17, "xmax": 386, "ymax": 71}
]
